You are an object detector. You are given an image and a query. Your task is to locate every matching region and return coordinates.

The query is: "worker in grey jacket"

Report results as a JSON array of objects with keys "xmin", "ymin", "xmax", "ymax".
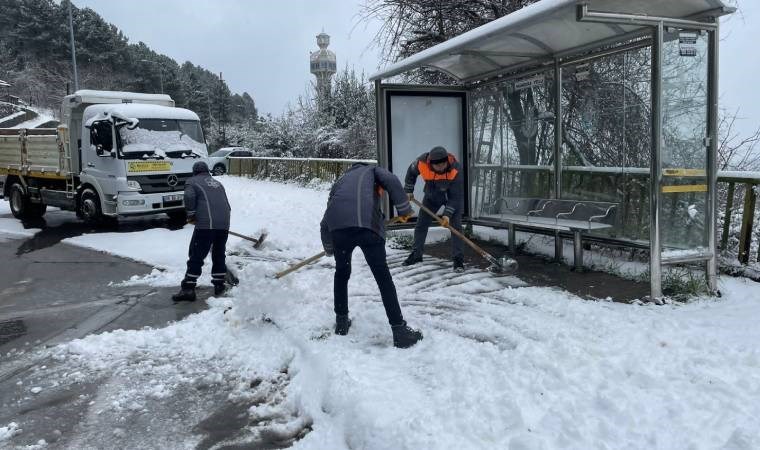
[
  {"xmin": 172, "ymin": 161, "xmax": 232, "ymax": 302},
  {"xmin": 320, "ymin": 163, "xmax": 423, "ymax": 348}
]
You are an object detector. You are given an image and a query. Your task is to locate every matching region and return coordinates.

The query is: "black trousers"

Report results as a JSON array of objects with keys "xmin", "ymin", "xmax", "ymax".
[
  {"xmin": 332, "ymin": 227, "xmax": 404, "ymax": 326},
  {"xmin": 183, "ymin": 229, "xmax": 228, "ymax": 288}
]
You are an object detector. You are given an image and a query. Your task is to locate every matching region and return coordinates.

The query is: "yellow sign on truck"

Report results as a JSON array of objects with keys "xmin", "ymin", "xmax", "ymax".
[{"xmin": 127, "ymin": 161, "xmax": 173, "ymax": 173}]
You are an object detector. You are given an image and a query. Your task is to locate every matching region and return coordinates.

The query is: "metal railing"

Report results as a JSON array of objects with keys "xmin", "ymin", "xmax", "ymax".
[
  {"xmin": 228, "ymin": 156, "xmax": 376, "ymax": 184},
  {"xmin": 226, "ymin": 157, "xmax": 759, "ymax": 266},
  {"xmin": 471, "ymin": 164, "xmax": 760, "ymax": 265}
]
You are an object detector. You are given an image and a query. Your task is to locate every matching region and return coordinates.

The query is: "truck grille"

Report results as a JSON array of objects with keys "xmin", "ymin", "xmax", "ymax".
[{"xmin": 128, "ymin": 173, "xmax": 193, "ymax": 194}]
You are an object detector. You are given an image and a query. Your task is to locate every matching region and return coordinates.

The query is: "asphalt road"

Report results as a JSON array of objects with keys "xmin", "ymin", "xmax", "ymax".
[{"xmin": 0, "ymin": 211, "xmax": 243, "ymax": 449}]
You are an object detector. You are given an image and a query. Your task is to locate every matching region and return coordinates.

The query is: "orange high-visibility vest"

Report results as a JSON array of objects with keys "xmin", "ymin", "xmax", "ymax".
[{"xmin": 417, "ymin": 154, "xmax": 458, "ymax": 181}]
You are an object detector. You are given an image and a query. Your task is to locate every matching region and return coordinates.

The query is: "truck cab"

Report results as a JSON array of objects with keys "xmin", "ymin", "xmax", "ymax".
[{"xmin": 1, "ymin": 90, "xmax": 209, "ymax": 224}]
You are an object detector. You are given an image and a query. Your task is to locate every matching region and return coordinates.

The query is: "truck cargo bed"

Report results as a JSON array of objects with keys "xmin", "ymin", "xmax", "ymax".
[{"xmin": 0, "ymin": 128, "xmax": 69, "ymax": 179}]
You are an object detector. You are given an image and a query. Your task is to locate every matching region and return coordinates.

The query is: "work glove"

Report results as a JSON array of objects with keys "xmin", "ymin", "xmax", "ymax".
[
  {"xmin": 406, "ymin": 192, "xmax": 414, "ymax": 201},
  {"xmin": 439, "ymin": 216, "xmax": 450, "ymax": 228},
  {"xmin": 187, "ymin": 214, "xmax": 196, "ymax": 224},
  {"xmin": 396, "ymin": 213, "xmax": 414, "ymax": 224},
  {"xmin": 323, "ymin": 244, "xmax": 334, "ymax": 257}
]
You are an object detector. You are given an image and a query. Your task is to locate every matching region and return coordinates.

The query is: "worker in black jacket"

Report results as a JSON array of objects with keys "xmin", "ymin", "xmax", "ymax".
[
  {"xmin": 172, "ymin": 161, "xmax": 232, "ymax": 302},
  {"xmin": 320, "ymin": 163, "xmax": 423, "ymax": 349},
  {"xmin": 402, "ymin": 146, "xmax": 465, "ymax": 272}
]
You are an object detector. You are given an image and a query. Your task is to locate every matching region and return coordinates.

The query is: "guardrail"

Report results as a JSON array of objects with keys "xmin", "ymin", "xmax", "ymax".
[
  {"xmin": 227, "ymin": 156, "xmax": 377, "ymax": 183},
  {"xmin": 226, "ymin": 157, "xmax": 759, "ymax": 266}
]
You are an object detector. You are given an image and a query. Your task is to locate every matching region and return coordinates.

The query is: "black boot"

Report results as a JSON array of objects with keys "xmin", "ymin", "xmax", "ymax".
[
  {"xmin": 335, "ymin": 314, "xmax": 351, "ymax": 336},
  {"xmin": 453, "ymin": 256, "xmax": 465, "ymax": 273},
  {"xmin": 402, "ymin": 251, "xmax": 423, "ymax": 266},
  {"xmin": 172, "ymin": 283, "xmax": 196, "ymax": 302},
  {"xmin": 391, "ymin": 321, "xmax": 423, "ymax": 348},
  {"xmin": 213, "ymin": 283, "xmax": 226, "ymax": 296}
]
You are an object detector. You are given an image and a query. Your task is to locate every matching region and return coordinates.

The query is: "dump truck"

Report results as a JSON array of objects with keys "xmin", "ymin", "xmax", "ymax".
[{"xmin": 0, "ymin": 90, "xmax": 208, "ymax": 224}]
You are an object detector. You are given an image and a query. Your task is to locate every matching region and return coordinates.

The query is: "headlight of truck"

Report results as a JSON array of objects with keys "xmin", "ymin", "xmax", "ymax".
[{"xmin": 127, "ymin": 180, "xmax": 141, "ymax": 190}]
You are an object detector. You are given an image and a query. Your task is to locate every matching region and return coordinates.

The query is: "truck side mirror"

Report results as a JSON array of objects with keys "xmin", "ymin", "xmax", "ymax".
[{"xmin": 90, "ymin": 121, "xmax": 114, "ymax": 157}]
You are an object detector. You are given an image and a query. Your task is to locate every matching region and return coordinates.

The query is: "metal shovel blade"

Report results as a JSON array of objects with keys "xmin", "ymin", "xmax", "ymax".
[
  {"xmin": 487, "ymin": 256, "xmax": 518, "ymax": 274},
  {"xmin": 253, "ymin": 232, "xmax": 267, "ymax": 249}
]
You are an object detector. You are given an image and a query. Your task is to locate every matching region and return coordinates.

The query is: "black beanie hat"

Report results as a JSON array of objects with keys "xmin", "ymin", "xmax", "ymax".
[
  {"xmin": 193, "ymin": 161, "xmax": 209, "ymax": 174},
  {"xmin": 429, "ymin": 146, "xmax": 448, "ymax": 164}
]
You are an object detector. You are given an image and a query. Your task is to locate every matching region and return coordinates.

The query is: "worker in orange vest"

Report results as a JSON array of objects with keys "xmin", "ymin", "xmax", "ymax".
[{"xmin": 402, "ymin": 146, "xmax": 465, "ymax": 272}]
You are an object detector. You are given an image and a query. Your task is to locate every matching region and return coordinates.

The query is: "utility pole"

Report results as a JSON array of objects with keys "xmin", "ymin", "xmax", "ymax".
[
  {"xmin": 218, "ymin": 72, "xmax": 226, "ymax": 145},
  {"xmin": 67, "ymin": 0, "xmax": 79, "ymax": 91}
]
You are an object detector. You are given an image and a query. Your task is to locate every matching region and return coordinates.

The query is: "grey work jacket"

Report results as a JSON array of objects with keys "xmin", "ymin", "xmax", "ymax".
[
  {"xmin": 184, "ymin": 173, "xmax": 231, "ymax": 230},
  {"xmin": 320, "ymin": 163, "xmax": 412, "ymax": 252}
]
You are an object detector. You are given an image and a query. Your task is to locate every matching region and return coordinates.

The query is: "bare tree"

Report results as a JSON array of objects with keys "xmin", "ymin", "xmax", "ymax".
[{"xmin": 718, "ymin": 109, "xmax": 760, "ymax": 171}]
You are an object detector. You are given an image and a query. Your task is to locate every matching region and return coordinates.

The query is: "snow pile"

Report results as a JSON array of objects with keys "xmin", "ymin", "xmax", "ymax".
[
  {"xmin": 2, "ymin": 177, "xmax": 760, "ymax": 448},
  {"xmin": 9, "ymin": 106, "xmax": 55, "ymax": 129},
  {"xmin": 0, "ymin": 422, "xmax": 21, "ymax": 441}
]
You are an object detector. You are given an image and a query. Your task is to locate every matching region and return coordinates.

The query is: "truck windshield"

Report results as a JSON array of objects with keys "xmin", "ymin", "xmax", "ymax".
[{"xmin": 118, "ymin": 119, "xmax": 207, "ymax": 159}]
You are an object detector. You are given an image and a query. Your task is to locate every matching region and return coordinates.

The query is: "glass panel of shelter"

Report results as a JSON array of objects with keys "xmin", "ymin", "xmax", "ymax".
[
  {"xmin": 470, "ymin": 69, "xmax": 555, "ymax": 220},
  {"xmin": 560, "ymin": 42, "xmax": 653, "ymax": 242},
  {"xmin": 467, "ymin": 31, "xmax": 710, "ymax": 259},
  {"xmin": 660, "ymin": 29, "xmax": 710, "ymax": 252}
]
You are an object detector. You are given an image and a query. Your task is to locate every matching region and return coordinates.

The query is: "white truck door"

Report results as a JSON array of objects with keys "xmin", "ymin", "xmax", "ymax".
[{"xmin": 83, "ymin": 120, "xmax": 122, "ymax": 202}]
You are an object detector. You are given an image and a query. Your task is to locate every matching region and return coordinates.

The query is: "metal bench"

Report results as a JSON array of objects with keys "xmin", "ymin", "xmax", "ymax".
[{"xmin": 483, "ymin": 198, "xmax": 618, "ymax": 270}]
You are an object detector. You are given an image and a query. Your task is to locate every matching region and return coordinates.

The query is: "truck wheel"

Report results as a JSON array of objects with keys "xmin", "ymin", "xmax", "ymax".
[
  {"xmin": 79, "ymin": 188, "xmax": 103, "ymax": 225},
  {"xmin": 9, "ymin": 182, "xmax": 46, "ymax": 220},
  {"xmin": 213, "ymin": 164, "xmax": 226, "ymax": 175}
]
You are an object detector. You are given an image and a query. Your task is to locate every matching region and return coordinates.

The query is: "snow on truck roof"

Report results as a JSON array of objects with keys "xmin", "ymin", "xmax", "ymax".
[
  {"xmin": 67, "ymin": 90, "xmax": 175, "ymax": 107},
  {"xmin": 83, "ymin": 103, "xmax": 200, "ymax": 124}
]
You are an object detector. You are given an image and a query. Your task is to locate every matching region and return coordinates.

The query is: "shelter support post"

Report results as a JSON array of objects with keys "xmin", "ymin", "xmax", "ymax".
[
  {"xmin": 649, "ymin": 22, "xmax": 664, "ymax": 299},
  {"xmin": 706, "ymin": 27, "xmax": 719, "ymax": 292},
  {"xmin": 554, "ymin": 59, "xmax": 562, "ymax": 199},
  {"xmin": 375, "ymin": 79, "xmax": 391, "ymax": 218},
  {"xmin": 553, "ymin": 60, "xmax": 564, "ymax": 266}
]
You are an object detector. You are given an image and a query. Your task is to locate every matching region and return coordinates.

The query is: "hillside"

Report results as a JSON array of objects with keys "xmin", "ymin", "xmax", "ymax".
[{"xmin": 0, "ymin": 0, "xmax": 257, "ymax": 140}]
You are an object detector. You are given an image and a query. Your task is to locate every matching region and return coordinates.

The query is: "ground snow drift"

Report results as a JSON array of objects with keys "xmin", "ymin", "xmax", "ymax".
[{"xmin": 2, "ymin": 177, "xmax": 759, "ymax": 449}]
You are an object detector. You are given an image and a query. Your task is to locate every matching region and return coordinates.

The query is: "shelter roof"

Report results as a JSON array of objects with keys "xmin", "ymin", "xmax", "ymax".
[{"xmin": 370, "ymin": 0, "xmax": 732, "ymax": 83}]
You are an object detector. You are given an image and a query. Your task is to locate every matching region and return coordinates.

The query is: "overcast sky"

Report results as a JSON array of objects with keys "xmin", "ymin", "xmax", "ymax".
[
  {"xmin": 75, "ymin": 0, "xmax": 758, "ymax": 136},
  {"xmin": 74, "ymin": 0, "xmax": 382, "ymax": 116}
]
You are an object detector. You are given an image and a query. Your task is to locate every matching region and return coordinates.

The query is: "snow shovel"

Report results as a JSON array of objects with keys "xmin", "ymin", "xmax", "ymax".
[
  {"xmin": 229, "ymin": 230, "xmax": 267, "ymax": 249},
  {"xmin": 273, "ymin": 217, "xmax": 411, "ymax": 279},
  {"xmin": 275, "ymin": 251, "xmax": 326, "ymax": 279},
  {"xmin": 410, "ymin": 198, "xmax": 518, "ymax": 274}
]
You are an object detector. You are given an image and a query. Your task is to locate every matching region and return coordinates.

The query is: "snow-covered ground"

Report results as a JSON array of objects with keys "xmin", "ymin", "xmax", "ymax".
[
  {"xmin": 8, "ymin": 106, "xmax": 56, "ymax": 129},
  {"xmin": 1, "ymin": 177, "xmax": 760, "ymax": 449}
]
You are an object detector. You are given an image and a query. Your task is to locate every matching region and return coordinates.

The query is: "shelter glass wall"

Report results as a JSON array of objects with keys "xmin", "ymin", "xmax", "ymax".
[
  {"xmin": 560, "ymin": 43, "xmax": 652, "ymax": 242},
  {"xmin": 471, "ymin": 69, "xmax": 556, "ymax": 218},
  {"xmin": 659, "ymin": 29, "xmax": 710, "ymax": 251}
]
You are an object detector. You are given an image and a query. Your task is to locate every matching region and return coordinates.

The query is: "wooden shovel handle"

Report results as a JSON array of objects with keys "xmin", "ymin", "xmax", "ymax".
[
  {"xmin": 410, "ymin": 198, "xmax": 493, "ymax": 260},
  {"xmin": 229, "ymin": 230, "xmax": 259, "ymax": 243},
  {"xmin": 275, "ymin": 251, "xmax": 326, "ymax": 279}
]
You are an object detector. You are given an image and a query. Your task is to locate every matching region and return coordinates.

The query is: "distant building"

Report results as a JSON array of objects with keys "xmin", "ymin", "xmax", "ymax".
[{"xmin": 309, "ymin": 32, "xmax": 337, "ymax": 107}]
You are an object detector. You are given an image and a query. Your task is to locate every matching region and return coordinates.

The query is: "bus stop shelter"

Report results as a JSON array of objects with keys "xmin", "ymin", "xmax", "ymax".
[{"xmin": 370, "ymin": 0, "xmax": 734, "ymax": 299}]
